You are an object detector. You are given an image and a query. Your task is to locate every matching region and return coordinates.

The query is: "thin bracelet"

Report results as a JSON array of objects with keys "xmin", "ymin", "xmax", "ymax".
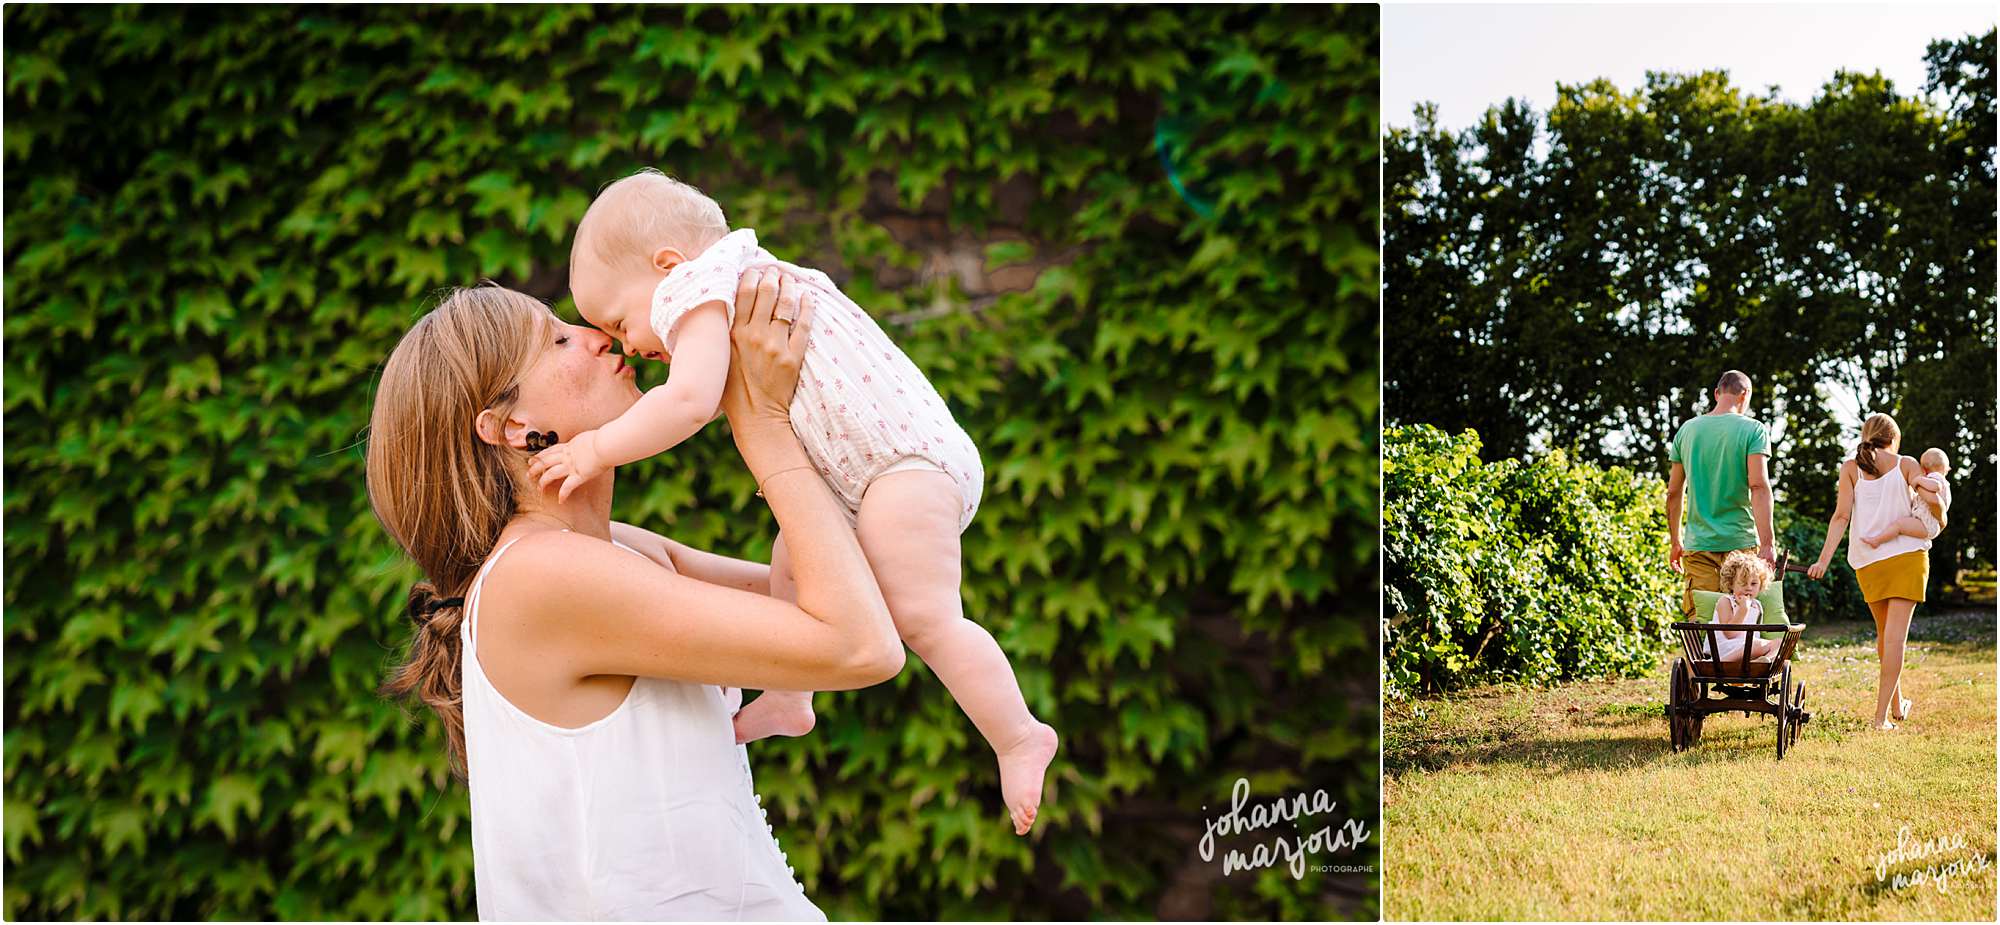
[{"xmin": 755, "ymin": 465, "xmax": 817, "ymax": 498}]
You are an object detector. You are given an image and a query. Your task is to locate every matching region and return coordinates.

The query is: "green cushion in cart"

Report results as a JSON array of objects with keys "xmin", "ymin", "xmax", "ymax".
[{"xmin": 1688, "ymin": 583, "xmax": 1789, "ymax": 639}]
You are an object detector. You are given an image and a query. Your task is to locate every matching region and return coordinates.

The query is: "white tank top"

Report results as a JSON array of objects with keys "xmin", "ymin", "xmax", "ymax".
[
  {"xmin": 459, "ymin": 532, "xmax": 825, "ymax": 921},
  {"xmin": 1848, "ymin": 456, "xmax": 1932, "ymax": 570},
  {"xmin": 1713, "ymin": 597, "xmax": 1762, "ymax": 661}
]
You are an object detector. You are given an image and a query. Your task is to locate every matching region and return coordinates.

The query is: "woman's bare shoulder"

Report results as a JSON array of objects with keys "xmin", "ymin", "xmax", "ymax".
[
  {"xmin": 473, "ymin": 528, "xmax": 695, "ymax": 671},
  {"xmin": 481, "ymin": 529, "xmax": 668, "ymax": 617}
]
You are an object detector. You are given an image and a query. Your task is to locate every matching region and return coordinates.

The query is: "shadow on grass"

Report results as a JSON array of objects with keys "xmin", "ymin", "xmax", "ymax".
[
  {"xmin": 1385, "ymin": 721, "xmax": 1826, "ymax": 775},
  {"xmin": 1810, "ymin": 606, "xmax": 1996, "ymax": 649},
  {"xmin": 1388, "ymin": 606, "xmax": 1994, "ymax": 778}
]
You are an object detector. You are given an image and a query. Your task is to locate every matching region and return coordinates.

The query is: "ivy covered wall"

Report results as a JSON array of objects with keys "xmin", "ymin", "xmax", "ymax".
[{"xmin": 3, "ymin": 5, "xmax": 1378, "ymax": 920}]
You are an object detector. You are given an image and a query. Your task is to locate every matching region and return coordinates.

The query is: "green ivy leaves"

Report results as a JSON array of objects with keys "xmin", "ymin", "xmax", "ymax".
[{"xmin": 4, "ymin": 4, "xmax": 1377, "ymax": 920}]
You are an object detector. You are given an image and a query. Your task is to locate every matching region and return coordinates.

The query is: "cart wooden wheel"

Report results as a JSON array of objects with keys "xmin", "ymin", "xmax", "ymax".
[
  {"xmin": 1679, "ymin": 660, "xmax": 1705, "ymax": 748},
  {"xmin": 1784, "ymin": 664, "xmax": 1800, "ymax": 756},
  {"xmin": 1668, "ymin": 659, "xmax": 1686, "ymax": 751},
  {"xmin": 1791, "ymin": 682, "xmax": 1807, "ymax": 746}
]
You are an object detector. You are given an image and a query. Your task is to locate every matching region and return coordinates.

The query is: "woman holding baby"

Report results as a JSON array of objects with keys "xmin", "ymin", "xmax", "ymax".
[
  {"xmin": 368, "ymin": 270, "xmax": 872, "ymax": 919},
  {"xmin": 1805, "ymin": 412, "xmax": 1950, "ymax": 732}
]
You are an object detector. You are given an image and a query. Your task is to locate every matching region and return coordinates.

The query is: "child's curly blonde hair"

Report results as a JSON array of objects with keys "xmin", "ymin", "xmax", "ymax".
[{"xmin": 1718, "ymin": 549, "xmax": 1772, "ymax": 594}]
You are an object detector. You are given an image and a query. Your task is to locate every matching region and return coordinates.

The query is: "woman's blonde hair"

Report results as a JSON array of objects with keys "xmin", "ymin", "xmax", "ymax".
[
  {"xmin": 1855, "ymin": 412, "xmax": 1901, "ymax": 478},
  {"xmin": 367, "ymin": 284, "xmax": 550, "ymax": 782},
  {"xmin": 1719, "ymin": 549, "xmax": 1772, "ymax": 595}
]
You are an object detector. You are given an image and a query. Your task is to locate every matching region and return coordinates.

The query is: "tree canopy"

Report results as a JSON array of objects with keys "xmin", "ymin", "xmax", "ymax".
[{"xmin": 1386, "ymin": 29, "xmax": 1996, "ymax": 587}]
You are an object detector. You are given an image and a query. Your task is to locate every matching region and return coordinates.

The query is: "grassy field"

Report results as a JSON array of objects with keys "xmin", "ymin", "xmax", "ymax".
[{"xmin": 1384, "ymin": 607, "xmax": 1996, "ymax": 921}]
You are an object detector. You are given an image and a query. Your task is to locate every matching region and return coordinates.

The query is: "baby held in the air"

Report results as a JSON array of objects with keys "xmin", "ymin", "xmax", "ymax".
[{"xmin": 538, "ymin": 169, "xmax": 1058, "ymax": 835}]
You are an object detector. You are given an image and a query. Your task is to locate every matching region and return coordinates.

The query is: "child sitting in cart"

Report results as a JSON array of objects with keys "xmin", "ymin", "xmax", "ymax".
[{"xmin": 1714, "ymin": 550, "xmax": 1782, "ymax": 662}]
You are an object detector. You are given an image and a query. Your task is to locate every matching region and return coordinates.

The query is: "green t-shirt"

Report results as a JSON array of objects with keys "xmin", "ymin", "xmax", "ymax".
[{"xmin": 1668, "ymin": 413, "xmax": 1772, "ymax": 552}]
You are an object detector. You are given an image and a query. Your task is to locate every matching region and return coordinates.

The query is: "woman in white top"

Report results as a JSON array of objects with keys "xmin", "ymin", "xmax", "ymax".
[
  {"xmin": 1806, "ymin": 412, "xmax": 1931, "ymax": 731},
  {"xmin": 369, "ymin": 270, "xmax": 900, "ymax": 920}
]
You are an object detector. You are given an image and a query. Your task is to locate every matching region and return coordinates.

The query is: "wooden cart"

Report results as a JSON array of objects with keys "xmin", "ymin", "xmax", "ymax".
[{"xmin": 1665, "ymin": 552, "xmax": 1815, "ymax": 759}]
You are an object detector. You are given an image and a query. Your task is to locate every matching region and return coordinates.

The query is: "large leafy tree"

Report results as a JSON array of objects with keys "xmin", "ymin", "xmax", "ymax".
[{"xmin": 1386, "ymin": 29, "xmax": 1997, "ymax": 586}]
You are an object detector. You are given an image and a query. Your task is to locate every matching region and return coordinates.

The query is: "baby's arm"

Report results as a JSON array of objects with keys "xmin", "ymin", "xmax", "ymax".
[
  {"xmin": 1916, "ymin": 475, "xmax": 1945, "ymax": 500},
  {"xmin": 1911, "ymin": 475, "xmax": 1948, "ymax": 526},
  {"xmin": 591, "ymin": 302, "xmax": 731, "ymax": 464},
  {"xmin": 532, "ymin": 302, "xmax": 730, "ymax": 501}
]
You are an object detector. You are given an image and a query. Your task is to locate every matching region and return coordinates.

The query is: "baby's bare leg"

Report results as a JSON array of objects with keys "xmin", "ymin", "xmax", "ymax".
[
  {"xmin": 858, "ymin": 468, "xmax": 1058, "ymax": 835},
  {"xmin": 728, "ymin": 532, "xmax": 818, "ymax": 744},
  {"xmin": 1862, "ymin": 516, "xmax": 1931, "ymax": 547}
]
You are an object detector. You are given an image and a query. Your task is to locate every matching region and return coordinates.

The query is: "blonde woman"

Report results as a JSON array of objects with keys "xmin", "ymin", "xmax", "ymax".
[
  {"xmin": 1806, "ymin": 412, "xmax": 1929, "ymax": 731},
  {"xmin": 369, "ymin": 270, "xmax": 897, "ymax": 919}
]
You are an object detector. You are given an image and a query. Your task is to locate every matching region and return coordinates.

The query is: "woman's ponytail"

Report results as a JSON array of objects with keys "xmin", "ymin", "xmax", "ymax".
[
  {"xmin": 1855, "ymin": 412, "xmax": 1900, "ymax": 478},
  {"xmin": 378, "ymin": 581, "xmax": 472, "ymax": 782}
]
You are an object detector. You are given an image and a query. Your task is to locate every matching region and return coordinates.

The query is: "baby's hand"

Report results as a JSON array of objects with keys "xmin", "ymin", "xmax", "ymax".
[{"xmin": 530, "ymin": 430, "xmax": 609, "ymax": 502}]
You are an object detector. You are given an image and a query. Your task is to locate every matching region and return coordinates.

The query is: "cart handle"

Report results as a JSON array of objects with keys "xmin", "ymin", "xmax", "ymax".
[{"xmin": 1773, "ymin": 549, "xmax": 1820, "ymax": 579}]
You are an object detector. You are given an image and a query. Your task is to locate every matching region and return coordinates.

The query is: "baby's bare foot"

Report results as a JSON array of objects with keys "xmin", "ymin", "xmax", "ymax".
[
  {"xmin": 1892, "ymin": 697, "xmax": 1912, "ymax": 721},
  {"xmin": 1872, "ymin": 718, "xmax": 1898, "ymax": 731},
  {"xmin": 731, "ymin": 692, "xmax": 816, "ymax": 744},
  {"xmin": 997, "ymin": 721, "xmax": 1059, "ymax": 835}
]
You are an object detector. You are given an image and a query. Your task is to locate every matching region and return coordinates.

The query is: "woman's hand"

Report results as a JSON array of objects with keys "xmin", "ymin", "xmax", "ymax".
[
  {"xmin": 1807, "ymin": 558, "xmax": 1829, "ymax": 580},
  {"xmin": 719, "ymin": 268, "xmax": 813, "ymax": 430}
]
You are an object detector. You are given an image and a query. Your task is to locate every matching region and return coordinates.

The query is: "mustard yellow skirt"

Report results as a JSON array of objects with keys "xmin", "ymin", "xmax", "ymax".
[{"xmin": 1855, "ymin": 550, "xmax": 1928, "ymax": 603}]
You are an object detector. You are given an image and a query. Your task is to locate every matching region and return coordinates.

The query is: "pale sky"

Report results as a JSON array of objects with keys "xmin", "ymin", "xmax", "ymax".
[{"xmin": 1383, "ymin": 3, "xmax": 1997, "ymax": 131}]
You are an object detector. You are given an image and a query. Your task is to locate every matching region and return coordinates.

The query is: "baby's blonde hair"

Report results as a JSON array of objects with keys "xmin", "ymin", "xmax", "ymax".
[
  {"xmin": 1921, "ymin": 447, "xmax": 1950, "ymax": 473},
  {"xmin": 572, "ymin": 168, "xmax": 729, "ymax": 271},
  {"xmin": 1719, "ymin": 550, "xmax": 1772, "ymax": 595}
]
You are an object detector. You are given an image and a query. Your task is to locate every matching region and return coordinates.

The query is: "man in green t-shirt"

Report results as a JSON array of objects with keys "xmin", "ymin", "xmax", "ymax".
[{"xmin": 1665, "ymin": 370, "xmax": 1776, "ymax": 618}]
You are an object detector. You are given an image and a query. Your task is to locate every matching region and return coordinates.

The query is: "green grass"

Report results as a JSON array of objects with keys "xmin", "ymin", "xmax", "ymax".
[{"xmin": 1384, "ymin": 608, "xmax": 1997, "ymax": 921}]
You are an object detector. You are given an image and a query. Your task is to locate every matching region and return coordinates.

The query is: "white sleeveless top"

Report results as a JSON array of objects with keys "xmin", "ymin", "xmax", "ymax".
[
  {"xmin": 1849, "ymin": 456, "xmax": 1932, "ymax": 570},
  {"xmin": 1713, "ymin": 598, "xmax": 1762, "ymax": 661},
  {"xmin": 459, "ymin": 533, "xmax": 825, "ymax": 921}
]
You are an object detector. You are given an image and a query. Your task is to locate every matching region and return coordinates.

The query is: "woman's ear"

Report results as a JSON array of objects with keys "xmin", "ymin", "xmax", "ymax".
[{"xmin": 474, "ymin": 408, "xmax": 532, "ymax": 450}]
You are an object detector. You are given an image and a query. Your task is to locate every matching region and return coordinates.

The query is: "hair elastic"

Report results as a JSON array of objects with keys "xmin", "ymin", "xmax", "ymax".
[{"xmin": 408, "ymin": 595, "xmax": 466, "ymax": 624}]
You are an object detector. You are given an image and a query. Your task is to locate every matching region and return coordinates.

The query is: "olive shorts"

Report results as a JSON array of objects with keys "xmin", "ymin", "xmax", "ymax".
[{"xmin": 1681, "ymin": 547, "xmax": 1756, "ymax": 620}]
